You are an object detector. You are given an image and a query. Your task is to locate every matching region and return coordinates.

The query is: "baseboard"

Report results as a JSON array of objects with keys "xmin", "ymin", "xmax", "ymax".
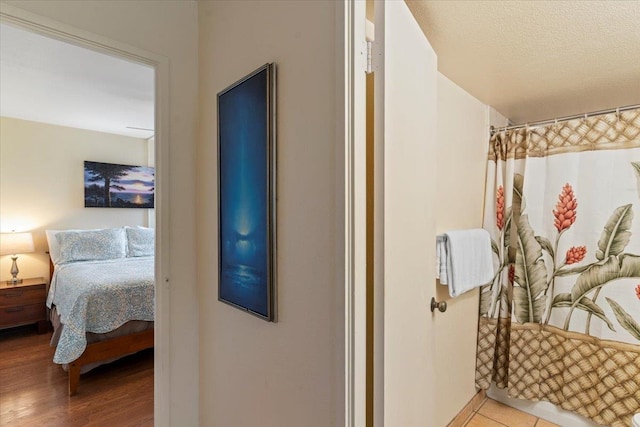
[{"xmin": 447, "ymin": 389, "xmax": 487, "ymax": 427}]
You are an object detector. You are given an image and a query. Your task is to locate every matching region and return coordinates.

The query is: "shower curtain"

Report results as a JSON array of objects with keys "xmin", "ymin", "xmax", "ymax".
[{"xmin": 475, "ymin": 108, "xmax": 640, "ymax": 427}]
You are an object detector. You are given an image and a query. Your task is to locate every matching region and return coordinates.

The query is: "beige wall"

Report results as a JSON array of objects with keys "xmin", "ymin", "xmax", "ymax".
[
  {"xmin": 2, "ymin": 1, "xmax": 200, "ymax": 424},
  {"xmin": 0, "ymin": 117, "xmax": 149, "ymax": 281},
  {"xmin": 197, "ymin": 1, "xmax": 344, "ymax": 426},
  {"xmin": 378, "ymin": 2, "xmax": 439, "ymax": 424},
  {"xmin": 434, "ymin": 73, "xmax": 490, "ymax": 426}
]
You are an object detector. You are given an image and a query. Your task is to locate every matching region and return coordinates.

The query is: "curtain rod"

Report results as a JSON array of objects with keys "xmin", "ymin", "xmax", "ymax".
[{"xmin": 490, "ymin": 103, "xmax": 640, "ymax": 135}]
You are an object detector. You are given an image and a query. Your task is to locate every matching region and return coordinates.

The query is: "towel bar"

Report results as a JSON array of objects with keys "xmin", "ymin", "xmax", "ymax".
[{"xmin": 430, "ymin": 297, "xmax": 447, "ymax": 313}]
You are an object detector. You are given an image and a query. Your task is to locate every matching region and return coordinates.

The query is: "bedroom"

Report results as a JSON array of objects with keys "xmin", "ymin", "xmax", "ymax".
[
  {"xmin": 0, "ymin": 1, "xmax": 638, "ymax": 427},
  {"xmin": 0, "ymin": 19, "xmax": 157, "ymax": 421}
]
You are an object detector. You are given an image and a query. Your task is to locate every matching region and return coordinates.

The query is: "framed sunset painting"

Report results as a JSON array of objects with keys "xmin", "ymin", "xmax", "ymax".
[{"xmin": 84, "ymin": 161, "xmax": 155, "ymax": 208}]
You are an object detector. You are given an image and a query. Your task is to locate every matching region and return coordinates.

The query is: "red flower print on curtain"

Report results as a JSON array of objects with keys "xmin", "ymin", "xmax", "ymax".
[
  {"xmin": 553, "ymin": 183, "xmax": 577, "ymax": 232},
  {"xmin": 565, "ymin": 246, "xmax": 587, "ymax": 265}
]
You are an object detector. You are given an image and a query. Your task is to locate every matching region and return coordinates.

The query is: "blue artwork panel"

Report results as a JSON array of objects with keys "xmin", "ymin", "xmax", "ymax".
[{"xmin": 218, "ymin": 65, "xmax": 272, "ymax": 319}]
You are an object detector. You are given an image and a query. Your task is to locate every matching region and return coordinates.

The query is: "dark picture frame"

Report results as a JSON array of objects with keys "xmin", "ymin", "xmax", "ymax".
[
  {"xmin": 217, "ymin": 63, "xmax": 276, "ymax": 321},
  {"xmin": 84, "ymin": 161, "xmax": 155, "ymax": 208}
]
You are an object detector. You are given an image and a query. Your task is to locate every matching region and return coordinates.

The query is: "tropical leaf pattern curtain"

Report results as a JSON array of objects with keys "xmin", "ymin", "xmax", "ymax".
[{"xmin": 475, "ymin": 109, "xmax": 640, "ymax": 427}]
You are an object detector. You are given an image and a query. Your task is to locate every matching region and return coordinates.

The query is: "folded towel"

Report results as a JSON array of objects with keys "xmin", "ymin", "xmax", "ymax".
[
  {"xmin": 437, "ymin": 229, "xmax": 494, "ymax": 297},
  {"xmin": 435, "ymin": 235, "xmax": 448, "ymax": 283}
]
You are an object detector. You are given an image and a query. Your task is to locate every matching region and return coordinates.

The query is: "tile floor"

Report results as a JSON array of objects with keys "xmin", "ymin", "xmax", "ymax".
[{"xmin": 463, "ymin": 398, "xmax": 560, "ymax": 427}]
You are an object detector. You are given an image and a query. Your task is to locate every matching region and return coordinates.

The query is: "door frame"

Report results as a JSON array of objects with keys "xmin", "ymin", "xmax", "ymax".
[
  {"xmin": 344, "ymin": 1, "xmax": 368, "ymax": 426},
  {"xmin": 346, "ymin": 1, "xmax": 440, "ymax": 424},
  {"xmin": 0, "ymin": 4, "xmax": 172, "ymax": 424}
]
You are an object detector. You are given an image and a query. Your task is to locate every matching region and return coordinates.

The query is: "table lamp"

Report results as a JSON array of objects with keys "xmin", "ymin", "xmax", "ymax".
[{"xmin": 0, "ymin": 232, "xmax": 35, "ymax": 284}]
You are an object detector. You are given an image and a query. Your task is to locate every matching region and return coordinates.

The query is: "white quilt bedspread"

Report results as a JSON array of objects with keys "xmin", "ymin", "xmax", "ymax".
[{"xmin": 47, "ymin": 257, "xmax": 154, "ymax": 364}]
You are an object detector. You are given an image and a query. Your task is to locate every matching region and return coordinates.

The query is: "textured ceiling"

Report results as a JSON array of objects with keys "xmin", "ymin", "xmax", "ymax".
[
  {"xmin": 0, "ymin": 23, "xmax": 154, "ymax": 139},
  {"xmin": 406, "ymin": 0, "xmax": 640, "ymax": 124}
]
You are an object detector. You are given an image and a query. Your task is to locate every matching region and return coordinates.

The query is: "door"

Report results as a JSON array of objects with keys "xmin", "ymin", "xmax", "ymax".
[{"xmin": 374, "ymin": 1, "xmax": 438, "ymax": 425}]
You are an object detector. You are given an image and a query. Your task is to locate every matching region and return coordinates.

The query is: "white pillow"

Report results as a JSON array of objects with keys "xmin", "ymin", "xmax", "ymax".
[
  {"xmin": 46, "ymin": 229, "xmax": 64, "ymax": 265},
  {"xmin": 125, "ymin": 226, "xmax": 154, "ymax": 257},
  {"xmin": 46, "ymin": 228, "xmax": 107, "ymax": 264},
  {"xmin": 55, "ymin": 228, "xmax": 127, "ymax": 264}
]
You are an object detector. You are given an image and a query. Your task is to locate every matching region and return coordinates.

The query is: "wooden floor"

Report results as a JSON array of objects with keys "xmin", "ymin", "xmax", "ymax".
[{"xmin": 0, "ymin": 325, "xmax": 153, "ymax": 426}]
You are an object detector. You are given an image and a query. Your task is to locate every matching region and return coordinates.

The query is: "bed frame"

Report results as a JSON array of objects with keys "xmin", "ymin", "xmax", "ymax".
[{"xmin": 49, "ymin": 259, "xmax": 154, "ymax": 396}]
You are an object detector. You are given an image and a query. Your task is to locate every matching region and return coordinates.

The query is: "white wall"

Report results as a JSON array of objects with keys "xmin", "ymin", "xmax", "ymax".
[
  {"xmin": 1, "ymin": 1, "xmax": 200, "ymax": 424},
  {"xmin": 433, "ymin": 73, "xmax": 490, "ymax": 426},
  {"xmin": 0, "ymin": 117, "xmax": 150, "ymax": 281},
  {"xmin": 197, "ymin": 1, "xmax": 344, "ymax": 426}
]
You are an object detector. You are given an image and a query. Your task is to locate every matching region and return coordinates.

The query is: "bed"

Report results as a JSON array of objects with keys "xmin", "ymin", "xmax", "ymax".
[{"xmin": 45, "ymin": 226, "xmax": 155, "ymax": 396}]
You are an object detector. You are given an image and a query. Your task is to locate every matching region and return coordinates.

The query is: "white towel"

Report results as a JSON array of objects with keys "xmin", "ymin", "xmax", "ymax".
[
  {"xmin": 436, "ymin": 229, "xmax": 494, "ymax": 297},
  {"xmin": 435, "ymin": 235, "xmax": 448, "ymax": 282}
]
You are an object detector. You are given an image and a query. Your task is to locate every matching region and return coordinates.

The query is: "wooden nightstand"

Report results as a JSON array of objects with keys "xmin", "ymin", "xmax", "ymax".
[{"xmin": 0, "ymin": 277, "xmax": 48, "ymax": 334}]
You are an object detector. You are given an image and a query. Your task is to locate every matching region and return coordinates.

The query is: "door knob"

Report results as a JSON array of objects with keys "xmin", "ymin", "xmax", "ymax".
[{"xmin": 430, "ymin": 297, "xmax": 447, "ymax": 313}]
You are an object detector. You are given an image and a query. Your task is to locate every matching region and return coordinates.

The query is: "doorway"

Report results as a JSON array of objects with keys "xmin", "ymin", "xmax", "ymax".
[
  {"xmin": 0, "ymin": 5, "xmax": 170, "ymax": 423},
  {"xmin": 345, "ymin": 1, "xmax": 440, "ymax": 425}
]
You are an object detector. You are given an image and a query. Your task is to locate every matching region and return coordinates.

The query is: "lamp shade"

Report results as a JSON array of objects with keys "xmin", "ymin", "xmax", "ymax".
[{"xmin": 0, "ymin": 232, "xmax": 35, "ymax": 256}]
